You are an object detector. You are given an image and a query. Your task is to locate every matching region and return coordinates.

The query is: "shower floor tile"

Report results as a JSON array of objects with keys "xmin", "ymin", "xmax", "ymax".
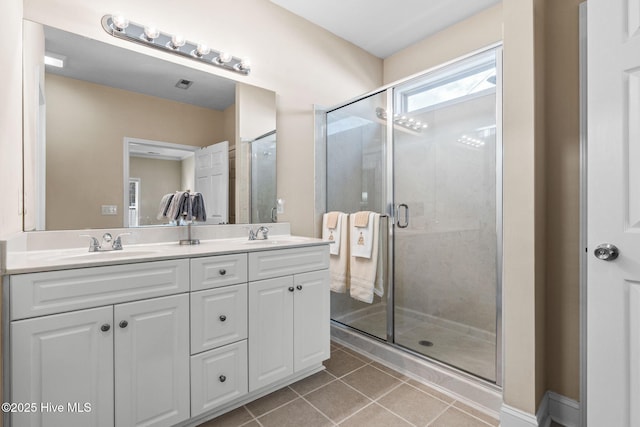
[
  {"xmin": 337, "ymin": 310, "xmax": 496, "ymax": 381},
  {"xmin": 396, "ymin": 322, "xmax": 496, "ymax": 381}
]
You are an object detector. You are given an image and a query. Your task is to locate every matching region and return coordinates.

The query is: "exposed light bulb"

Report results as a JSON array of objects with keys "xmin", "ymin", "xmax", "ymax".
[
  {"xmin": 240, "ymin": 57, "xmax": 251, "ymax": 70},
  {"xmin": 143, "ymin": 25, "xmax": 160, "ymax": 41},
  {"xmin": 169, "ymin": 34, "xmax": 186, "ymax": 49},
  {"xmin": 194, "ymin": 43, "xmax": 210, "ymax": 57},
  {"xmin": 112, "ymin": 14, "xmax": 129, "ymax": 31},
  {"xmin": 218, "ymin": 51, "xmax": 232, "ymax": 63}
]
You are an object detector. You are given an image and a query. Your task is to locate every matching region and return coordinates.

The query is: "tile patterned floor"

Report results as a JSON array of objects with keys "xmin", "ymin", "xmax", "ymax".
[{"xmin": 198, "ymin": 341, "xmax": 500, "ymax": 427}]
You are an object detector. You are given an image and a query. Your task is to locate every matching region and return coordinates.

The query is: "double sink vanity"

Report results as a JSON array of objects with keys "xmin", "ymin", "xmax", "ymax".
[{"xmin": 1, "ymin": 224, "xmax": 330, "ymax": 427}]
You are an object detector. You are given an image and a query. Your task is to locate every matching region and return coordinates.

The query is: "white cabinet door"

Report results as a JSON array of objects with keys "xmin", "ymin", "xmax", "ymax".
[
  {"xmin": 11, "ymin": 306, "xmax": 114, "ymax": 427},
  {"xmin": 248, "ymin": 276, "xmax": 294, "ymax": 391},
  {"xmin": 191, "ymin": 340, "xmax": 248, "ymax": 417},
  {"xmin": 114, "ymin": 294, "xmax": 190, "ymax": 427},
  {"xmin": 293, "ymin": 270, "xmax": 330, "ymax": 372}
]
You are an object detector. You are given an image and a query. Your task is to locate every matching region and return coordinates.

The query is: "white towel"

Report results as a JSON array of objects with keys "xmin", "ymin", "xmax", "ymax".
[
  {"xmin": 350, "ymin": 212, "xmax": 375, "ymax": 259},
  {"xmin": 350, "ymin": 213, "xmax": 383, "ymax": 303},
  {"xmin": 323, "ymin": 212, "xmax": 349, "ymax": 293}
]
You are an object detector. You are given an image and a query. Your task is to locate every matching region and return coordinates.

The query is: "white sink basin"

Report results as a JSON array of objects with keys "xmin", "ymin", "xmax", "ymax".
[
  {"xmin": 243, "ymin": 237, "xmax": 311, "ymax": 246},
  {"xmin": 61, "ymin": 250, "xmax": 159, "ymax": 260}
]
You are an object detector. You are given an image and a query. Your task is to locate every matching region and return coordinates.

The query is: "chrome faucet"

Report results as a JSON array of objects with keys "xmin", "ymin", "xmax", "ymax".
[
  {"xmin": 82, "ymin": 233, "xmax": 129, "ymax": 252},
  {"xmin": 256, "ymin": 226, "xmax": 269, "ymax": 240},
  {"xmin": 248, "ymin": 226, "xmax": 270, "ymax": 240}
]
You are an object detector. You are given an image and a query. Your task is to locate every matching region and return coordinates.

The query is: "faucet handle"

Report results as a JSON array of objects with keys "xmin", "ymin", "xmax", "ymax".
[
  {"xmin": 112, "ymin": 233, "xmax": 130, "ymax": 250},
  {"xmin": 246, "ymin": 226, "xmax": 257, "ymax": 240},
  {"xmin": 80, "ymin": 234, "xmax": 100, "ymax": 252}
]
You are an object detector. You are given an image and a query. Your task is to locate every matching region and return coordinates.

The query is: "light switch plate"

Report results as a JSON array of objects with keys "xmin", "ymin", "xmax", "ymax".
[{"xmin": 101, "ymin": 205, "xmax": 118, "ymax": 215}]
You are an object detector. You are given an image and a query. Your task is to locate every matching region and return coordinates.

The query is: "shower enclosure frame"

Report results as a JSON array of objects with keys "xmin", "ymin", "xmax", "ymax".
[{"xmin": 317, "ymin": 42, "xmax": 504, "ymax": 387}]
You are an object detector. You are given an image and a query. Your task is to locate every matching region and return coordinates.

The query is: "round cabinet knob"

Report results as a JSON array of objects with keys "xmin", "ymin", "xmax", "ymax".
[
  {"xmin": 288, "ymin": 287, "xmax": 295, "ymax": 292},
  {"xmin": 219, "ymin": 375, "xmax": 226, "ymax": 383},
  {"xmin": 219, "ymin": 315, "xmax": 227, "ymax": 322},
  {"xmin": 119, "ymin": 320, "xmax": 129, "ymax": 328},
  {"xmin": 594, "ymin": 243, "xmax": 620, "ymax": 261},
  {"xmin": 296, "ymin": 285, "xmax": 303, "ymax": 291},
  {"xmin": 219, "ymin": 269, "xmax": 227, "ymax": 276},
  {"xmin": 101, "ymin": 324, "xmax": 111, "ymax": 332}
]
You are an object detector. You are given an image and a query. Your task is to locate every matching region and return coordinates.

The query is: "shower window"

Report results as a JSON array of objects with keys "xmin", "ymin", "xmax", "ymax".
[{"xmin": 402, "ymin": 56, "xmax": 496, "ymax": 113}]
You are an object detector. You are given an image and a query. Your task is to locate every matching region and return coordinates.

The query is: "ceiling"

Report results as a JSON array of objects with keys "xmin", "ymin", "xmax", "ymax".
[
  {"xmin": 270, "ymin": 0, "xmax": 501, "ymax": 58},
  {"xmin": 44, "ymin": 26, "xmax": 236, "ymax": 111}
]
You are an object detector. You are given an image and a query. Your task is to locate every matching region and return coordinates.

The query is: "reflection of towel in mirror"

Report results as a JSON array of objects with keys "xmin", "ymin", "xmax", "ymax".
[
  {"xmin": 190, "ymin": 193, "xmax": 207, "ymax": 222},
  {"xmin": 157, "ymin": 193, "xmax": 175, "ymax": 220},
  {"xmin": 166, "ymin": 191, "xmax": 189, "ymax": 221}
]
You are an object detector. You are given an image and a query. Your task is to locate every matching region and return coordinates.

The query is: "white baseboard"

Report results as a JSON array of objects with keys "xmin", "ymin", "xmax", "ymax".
[
  {"xmin": 500, "ymin": 403, "xmax": 543, "ymax": 427},
  {"xmin": 547, "ymin": 391, "xmax": 580, "ymax": 427},
  {"xmin": 500, "ymin": 391, "xmax": 580, "ymax": 427}
]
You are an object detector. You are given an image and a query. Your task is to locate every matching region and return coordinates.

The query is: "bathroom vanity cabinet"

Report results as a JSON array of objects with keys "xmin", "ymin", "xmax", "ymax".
[
  {"xmin": 248, "ymin": 247, "xmax": 331, "ymax": 391},
  {"xmin": 5, "ymin": 243, "xmax": 329, "ymax": 427}
]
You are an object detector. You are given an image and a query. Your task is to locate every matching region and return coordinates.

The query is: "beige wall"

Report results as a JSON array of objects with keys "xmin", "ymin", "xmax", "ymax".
[
  {"xmin": 45, "ymin": 73, "xmax": 225, "ymax": 230},
  {"xmin": 383, "ymin": 4, "xmax": 503, "ymax": 84},
  {"xmin": 23, "ymin": 0, "xmax": 383, "ymax": 236},
  {"xmin": 130, "ymin": 157, "xmax": 183, "ymax": 226},
  {"xmin": 544, "ymin": 0, "xmax": 581, "ymax": 401}
]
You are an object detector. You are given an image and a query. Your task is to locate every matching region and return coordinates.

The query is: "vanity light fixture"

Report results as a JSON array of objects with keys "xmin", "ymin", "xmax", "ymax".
[
  {"xmin": 375, "ymin": 108, "xmax": 428, "ymax": 132},
  {"xmin": 101, "ymin": 14, "xmax": 251, "ymax": 75}
]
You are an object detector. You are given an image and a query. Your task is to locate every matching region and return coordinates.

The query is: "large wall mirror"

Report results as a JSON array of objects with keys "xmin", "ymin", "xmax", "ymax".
[{"xmin": 22, "ymin": 20, "xmax": 277, "ymax": 231}]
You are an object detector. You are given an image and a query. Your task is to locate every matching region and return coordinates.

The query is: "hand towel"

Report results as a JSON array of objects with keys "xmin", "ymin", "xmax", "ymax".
[
  {"xmin": 323, "ymin": 212, "xmax": 349, "ymax": 293},
  {"xmin": 326, "ymin": 211, "xmax": 340, "ymax": 229},
  {"xmin": 167, "ymin": 191, "xmax": 189, "ymax": 221},
  {"xmin": 190, "ymin": 192, "xmax": 207, "ymax": 222},
  {"xmin": 350, "ymin": 213, "xmax": 381, "ymax": 303},
  {"xmin": 350, "ymin": 212, "xmax": 375, "ymax": 259},
  {"xmin": 353, "ymin": 211, "xmax": 371, "ymax": 227},
  {"xmin": 157, "ymin": 193, "xmax": 174, "ymax": 220},
  {"xmin": 322, "ymin": 211, "xmax": 343, "ymax": 256}
]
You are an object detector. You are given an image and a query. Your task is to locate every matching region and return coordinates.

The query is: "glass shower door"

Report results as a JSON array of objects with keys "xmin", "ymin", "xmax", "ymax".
[
  {"xmin": 392, "ymin": 50, "xmax": 499, "ymax": 382},
  {"xmin": 326, "ymin": 90, "xmax": 388, "ymax": 340}
]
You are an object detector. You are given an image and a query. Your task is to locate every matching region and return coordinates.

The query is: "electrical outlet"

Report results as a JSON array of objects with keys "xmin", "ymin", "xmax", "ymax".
[
  {"xmin": 277, "ymin": 198, "xmax": 284, "ymax": 214},
  {"xmin": 101, "ymin": 205, "xmax": 118, "ymax": 215}
]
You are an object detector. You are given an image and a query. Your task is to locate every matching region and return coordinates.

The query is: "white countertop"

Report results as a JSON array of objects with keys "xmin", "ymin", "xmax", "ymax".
[{"xmin": 5, "ymin": 235, "xmax": 328, "ymax": 275}]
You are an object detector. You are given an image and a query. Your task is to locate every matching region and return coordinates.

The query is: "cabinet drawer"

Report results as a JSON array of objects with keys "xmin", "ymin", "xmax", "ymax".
[
  {"xmin": 191, "ymin": 284, "xmax": 248, "ymax": 354},
  {"xmin": 10, "ymin": 259, "xmax": 189, "ymax": 320},
  {"xmin": 191, "ymin": 253, "xmax": 248, "ymax": 291},
  {"xmin": 248, "ymin": 246, "xmax": 329, "ymax": 281},
  {"xmin": 191, "ymin": 340, "xmax": 248, "ymax": 417}
]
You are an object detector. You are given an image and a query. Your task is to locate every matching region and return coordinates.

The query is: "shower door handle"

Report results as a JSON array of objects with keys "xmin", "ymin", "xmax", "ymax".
[
  {"xmin": 397, "ymin": 204, "xmax": 409, "ymax": 228},
  {"xmin": 271, "ymin": 206, "xmax": 277, "ymax": 222}
]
